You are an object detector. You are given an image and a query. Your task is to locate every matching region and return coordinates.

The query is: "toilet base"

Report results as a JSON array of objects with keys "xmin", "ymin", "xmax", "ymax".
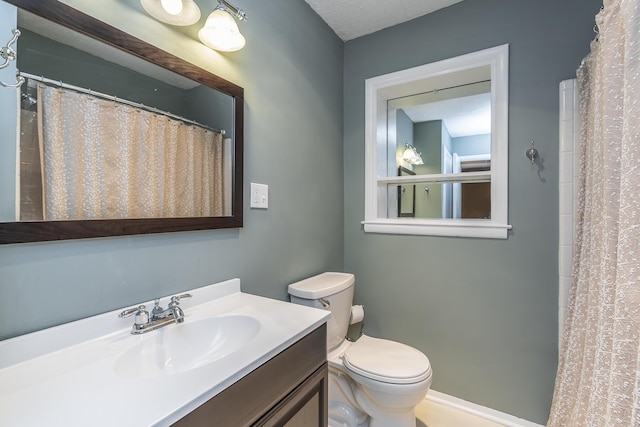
[
  {"xmin": 350, "ymin": 367, "xmax": 431, "ymax": 427},
  {"xmin": 327, "ymin": 362, "xmax": 429, "ymax": 427},
  {"xmin": 328, "ymin": 403, "xmax": 369, "ymax": 427},
  {"xmin": 354, "ymin": 383, "xmax": 418, "ymax": 427},
  {"xmin": 328, "ymin": 368, "xmax": 369, "ymax": 427}
]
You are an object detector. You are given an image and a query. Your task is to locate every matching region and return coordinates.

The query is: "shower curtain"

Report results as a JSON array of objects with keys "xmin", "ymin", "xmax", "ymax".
[
  {"xmin": 37, "ymin": 83, "xmax": 225, "ymax": 220},
  {"xmin": 548, "ymin": 1, "xmax": 640, "ymax": 426}
]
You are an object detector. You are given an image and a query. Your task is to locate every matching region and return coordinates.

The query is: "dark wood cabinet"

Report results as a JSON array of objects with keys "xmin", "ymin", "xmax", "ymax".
[{"xmin": 173, "ymin": 325, "xmax": 328, "ymax": 427}]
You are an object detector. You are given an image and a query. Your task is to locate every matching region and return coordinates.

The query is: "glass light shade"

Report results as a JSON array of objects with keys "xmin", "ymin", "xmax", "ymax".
[
  {"xmin": 198, "ymin": 9, "xmax": 246, "ymax": 52},
  {"xmin": 140, "ymin": 0, "xmax": 201, "ymax": 26},
  {"xmin": 402, "ymin": 144, "xmax": 424, "ymax": 165}
]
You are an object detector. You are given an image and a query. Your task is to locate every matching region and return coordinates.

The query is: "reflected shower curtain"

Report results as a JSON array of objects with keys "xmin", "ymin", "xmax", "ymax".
[
  {"xmin": 37, "ymin": 83, "xmax": 225, "ymax": 220},
  {"xmin": 548, "ymin": 1, "xmax": 640, "ymax": 425}
]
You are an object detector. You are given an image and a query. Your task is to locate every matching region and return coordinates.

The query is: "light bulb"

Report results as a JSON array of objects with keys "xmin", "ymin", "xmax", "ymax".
[
  {"xmin": 161, "ymin": 0, "xmax": 183, "ymax": 15},
  {"xmin": 141, "ymin": 0, "xmax": 200, "ymax": 26}
]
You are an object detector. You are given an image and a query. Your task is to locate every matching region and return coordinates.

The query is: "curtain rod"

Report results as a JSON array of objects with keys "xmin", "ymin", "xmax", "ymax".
[{"xmin": 20, "ymin": 71, "xmax": 225, "ymax": 136}]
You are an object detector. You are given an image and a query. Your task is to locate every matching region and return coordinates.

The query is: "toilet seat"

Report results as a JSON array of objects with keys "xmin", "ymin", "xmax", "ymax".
[{"xmin": 343, "ymin": 335, "xmax": 431, "ymax": 384}]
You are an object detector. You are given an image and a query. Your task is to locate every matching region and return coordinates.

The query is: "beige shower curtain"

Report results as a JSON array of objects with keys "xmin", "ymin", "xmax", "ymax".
[
  {"xmin": 548, "ymin": 1, "xmax": 640, "ymax": 425},
  {"xmin": 38, "ymin": 83, "xmax": 225, "ymax": 220}
]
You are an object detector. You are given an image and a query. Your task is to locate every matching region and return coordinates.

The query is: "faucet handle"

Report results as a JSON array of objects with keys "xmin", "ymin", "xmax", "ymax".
[
  {"xmin": 119, "ymin": 305, "xmax": 146, "ymax": 318},
  {"xmin": 119, "ymin": 305, "xmax": 150, "ymax": 325},
  {"xmin": 169, "ymin": 293, "xmax": 192, "ymax": 307}
]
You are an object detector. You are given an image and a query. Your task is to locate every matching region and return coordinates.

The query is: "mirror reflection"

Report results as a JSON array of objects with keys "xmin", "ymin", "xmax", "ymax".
[
  {"xmin": 389, "ymin": 69, "xmax": 492, "ymax": 220},
  {"xmin": 10, "ymin": 10, "xmax": 234, "ymax": 222},
  {"xmin": 397, "ymin": 166, "xmax": 416, "ymax": 217}
]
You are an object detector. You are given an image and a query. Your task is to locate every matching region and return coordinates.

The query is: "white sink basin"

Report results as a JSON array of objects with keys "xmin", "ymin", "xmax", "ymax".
[
  {"xmin": 0, "ymin": 278, "xmax": 330, "ymax": 427},
  {"xmin": 114, "ymin": 314, "xmax": 261, "ymax": 379}
]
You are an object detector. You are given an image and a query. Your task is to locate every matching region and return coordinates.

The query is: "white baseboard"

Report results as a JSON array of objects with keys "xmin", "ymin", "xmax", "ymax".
[{"xmin": 425, "ymin": 390, "xmax": 545, "ymax": 427}]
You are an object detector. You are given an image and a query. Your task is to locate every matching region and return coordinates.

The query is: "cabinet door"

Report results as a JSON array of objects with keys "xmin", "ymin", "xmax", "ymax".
[{"xmin": 254, "ymin": 363, "xmax": 328, "ymax": 427}]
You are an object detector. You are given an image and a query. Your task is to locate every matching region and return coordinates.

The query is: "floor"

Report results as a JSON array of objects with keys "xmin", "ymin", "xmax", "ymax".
[{"xmin": 415, "ymin": 399, "xmax": 506, "ymax": 427}]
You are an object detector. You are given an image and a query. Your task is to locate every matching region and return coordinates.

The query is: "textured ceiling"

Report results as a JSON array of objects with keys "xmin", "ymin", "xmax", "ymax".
[
  {"xmin": 403, "ymin": 93, "xmax": 491, "ymax": 138},
  {"xmin": 303, "ymin": 0, "xmax": 465, "ymax": 41}
]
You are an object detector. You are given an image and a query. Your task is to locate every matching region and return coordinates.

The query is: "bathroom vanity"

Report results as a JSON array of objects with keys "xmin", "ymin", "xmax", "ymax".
[
  {"xmin": 173, "ymin": 326, "xmax": 328, "ymax": 426},
  {"xmin": 0, "ymin": 279, "xmax": 330, "ymax": 426}
]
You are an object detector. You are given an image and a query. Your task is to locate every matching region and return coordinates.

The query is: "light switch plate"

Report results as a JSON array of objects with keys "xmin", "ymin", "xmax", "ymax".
[{"xmin": 250, "ymin": 183, "xmax": 268, "ymax": 209}]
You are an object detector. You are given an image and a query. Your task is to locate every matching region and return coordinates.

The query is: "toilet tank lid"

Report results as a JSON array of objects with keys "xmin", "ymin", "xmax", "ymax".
[{"xmin": 288, "ymin": 272, "xmax": 355, "ymax": 299}]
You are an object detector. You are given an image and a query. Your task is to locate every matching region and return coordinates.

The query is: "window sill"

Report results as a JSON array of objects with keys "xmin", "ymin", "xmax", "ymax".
[{"xmin": 362, "ymin": 219, "xmax": 512, "ymax": 239}]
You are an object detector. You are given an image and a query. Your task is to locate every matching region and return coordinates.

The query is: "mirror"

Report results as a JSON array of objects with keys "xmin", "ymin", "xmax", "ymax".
[
  {"xmin": 389, "ymin": 70, "xmax": 491, "ymax": 219},
  {"xmin": 397, "ymin": 166, "xmax": 415, "ymax": 217},
  {"xmin": 364, "ymin": 45, "xmax": 510, "ymax": 239},
  {"xmin": 0, "ymin": 0, "xmax": 244, "ymax": 244}
]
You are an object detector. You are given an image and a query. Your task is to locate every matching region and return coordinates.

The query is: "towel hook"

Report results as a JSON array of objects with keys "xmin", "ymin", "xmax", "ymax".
[
  {"xmin": 0, "ymin": 74, "xmax": 24, "ymax": 88},
  {"xmin": 525, "ymin": 140, "xmax": 538, "ymax": 165},
  {"xmin": 0, "ymin": 29, "xmax": 25, "ymax": 88}
]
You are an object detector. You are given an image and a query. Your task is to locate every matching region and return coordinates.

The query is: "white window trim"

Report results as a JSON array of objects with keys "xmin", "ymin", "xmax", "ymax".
[{"xmin": 363, "ymin": 45, "xmax": 511, "ymax": 239}]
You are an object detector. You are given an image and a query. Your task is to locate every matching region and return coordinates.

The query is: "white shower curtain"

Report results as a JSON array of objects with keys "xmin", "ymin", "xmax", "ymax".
[
  {"xmin": 548, "ymin": 1, "xmax": 640, "ymax": 425},
  {"xmin": 38, "ymin": 83, "xmax": 225, "ymax": 220}
]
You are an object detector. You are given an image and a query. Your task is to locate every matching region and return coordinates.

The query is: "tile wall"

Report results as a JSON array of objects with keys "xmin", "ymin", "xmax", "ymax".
[{"xmin": 558, "ymin": 78, "xmax": 579, "ymax": 351}]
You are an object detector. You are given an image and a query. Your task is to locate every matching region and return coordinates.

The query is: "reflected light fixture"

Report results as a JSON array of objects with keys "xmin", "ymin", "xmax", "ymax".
[
  {"xmin": 198, "ymin": 0, "xmax": 247, "ymax": 52},
  {"xmin": 140, "ymin": 0, "xmax": 201, "ymax": 26},
  {"xmin": 402, "ymin": 143, "xmax": 424, "ymax": 165}
]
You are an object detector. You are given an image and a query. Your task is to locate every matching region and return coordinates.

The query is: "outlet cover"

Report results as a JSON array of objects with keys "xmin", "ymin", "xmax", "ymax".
[{"xmin": 250, "ymin": 183, "xmax": 268, "ymax": 209}]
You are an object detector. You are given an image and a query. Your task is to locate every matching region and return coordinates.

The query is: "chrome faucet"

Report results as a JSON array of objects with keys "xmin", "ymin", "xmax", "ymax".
[{"xmin": 119, "ymin": 293, "xmax": 192, "ymax": 334}]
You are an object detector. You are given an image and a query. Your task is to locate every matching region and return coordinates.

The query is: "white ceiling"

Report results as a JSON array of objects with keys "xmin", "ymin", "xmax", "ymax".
[
  {"xmin": 303, "ymin": 0, "xmax": 465, "ymax": 41},
  {"xmin": 402, "ymin": 93, "xmax": 491, "ymax": 138}
]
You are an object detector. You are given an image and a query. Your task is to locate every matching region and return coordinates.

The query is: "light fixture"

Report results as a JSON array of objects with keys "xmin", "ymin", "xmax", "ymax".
[
  {"xmin": 140, "ymin": 0, "xmax": 201, "ymax": 26},
  {"xmin": 402, "ymin": 143, "xmax": 424, "ymax": 165},
  {"xmin": 198, "ymin": 0, "xmax": 247, "ymax": 52}
]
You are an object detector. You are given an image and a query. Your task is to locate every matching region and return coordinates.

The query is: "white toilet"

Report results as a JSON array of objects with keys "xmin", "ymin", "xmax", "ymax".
[{"xmin": 289, "ymin": 272, "xmax": 432, "ymax": 427}]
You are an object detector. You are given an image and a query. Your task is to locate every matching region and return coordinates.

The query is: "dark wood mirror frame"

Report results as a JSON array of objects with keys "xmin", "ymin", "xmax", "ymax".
[
  {"xmin": 0, "ymin": 0, "xmax": 244, "ymax": 244},
  {"xmin": 397, "ymin": 166, "xmax": 416, "ymax": 218}
]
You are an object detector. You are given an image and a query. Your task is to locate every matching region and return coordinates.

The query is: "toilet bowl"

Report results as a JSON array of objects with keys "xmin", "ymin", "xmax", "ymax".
[{"xmin": 289, "ymin": 272, "xmax": 432, "ymax": 427}]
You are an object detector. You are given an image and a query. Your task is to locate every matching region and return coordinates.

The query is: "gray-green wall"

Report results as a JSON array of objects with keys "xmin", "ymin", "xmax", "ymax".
[
  {"xmin": 0, "ymin": 0, "xmax": 344, "ymax": 339},
  {"xmin": 454, "ymin": 134, "xmax": 491, "ymax": 157},
  {"xmin": 18, "ymin": 30, "xmax": 187, "ymax": 120},
  {"xmin": 396, "ymin": 109, "xmax": 413, "ymax": 164},
  {"xmin": 414, "ymin": 120, "xmax": 446, "ymax": 218},
  {"xmin": 343, "ymin": 0, "xmax": 599, "ymax": 423}
]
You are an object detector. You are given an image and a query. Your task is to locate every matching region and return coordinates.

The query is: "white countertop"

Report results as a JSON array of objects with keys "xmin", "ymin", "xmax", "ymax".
[{"xmin": 0, "ymin": 279, "xmax": 329, "ymax": 426}]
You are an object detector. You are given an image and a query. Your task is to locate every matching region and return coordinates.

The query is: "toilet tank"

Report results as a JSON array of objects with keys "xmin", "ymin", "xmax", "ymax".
[{"xmin": 288, "ymin": 272, "xmax": 355, "ymax": 351}]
